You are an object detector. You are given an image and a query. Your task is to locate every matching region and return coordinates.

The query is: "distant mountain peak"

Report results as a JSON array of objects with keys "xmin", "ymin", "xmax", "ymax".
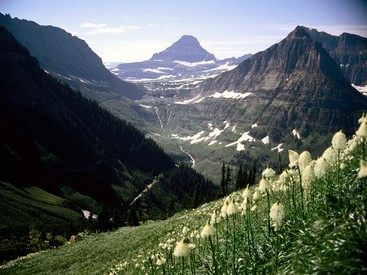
[
  {"xmin": 287, "ymin": 25, "xmax": 311, "ymax": 39},
  {"xmin": 150, "ymin": 35, "xmax": 216, "ymax": 62}
]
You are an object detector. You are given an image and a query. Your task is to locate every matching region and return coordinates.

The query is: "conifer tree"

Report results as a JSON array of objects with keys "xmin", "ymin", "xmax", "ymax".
[
  {"xmin": 219, "ymin": 161, "xmax": 226, "ymax": 197},
  {"xmin": 235, "ymin": 165, "xmax": 243, "ymax": 190}
]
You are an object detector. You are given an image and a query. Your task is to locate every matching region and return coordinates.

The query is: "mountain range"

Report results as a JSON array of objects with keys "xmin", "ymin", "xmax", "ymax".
[
  {"xmin": 112, "ymin": 34, "xmax": 251, "ymax": 81},
  {"xmin": 0, "ymin": 10, "xmax": 367, "ymax": 245},
  {"xmin": 129, "ymin": 26, "xmax": 367, "ymax": 179}
]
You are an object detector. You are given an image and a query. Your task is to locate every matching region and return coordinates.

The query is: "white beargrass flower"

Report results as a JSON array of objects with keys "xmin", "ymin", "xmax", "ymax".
[
  {"xmin": 358, "ymin": 113, "xmax": 367, "ymax": 124},
  {"xmin": 201, "ymin": 221, "xmax": 216, "ymax": 238},
  {"xmin": 221, "ymin": 201, "xmax": 228, "ymax": 218},
  {"xmin": 227, "ymin": 199, "xmax": 240, "ymax": 216},
  {"xmin": 332, "ymin": 130, "xmax": 347, "ymax": 152},
  {"xmin": 358, "ymin": 160, "xmax": 367, "ymax": 179},
  {"xmin": 173, "ymin": 238, "xmax": 191, "ymax": 257},
  {"xmin": 182, "ymin": 226, "xmax": 189, "ymax": 236},
  {"xmin": 288, "ymin": 150, "xmax": 299, "ymax": 168},
  {"xmin": 242, "ymin": 184, "xmax": 252, "ymax": 201},
  {"xmin": 279, "ymin": 170, "xmax": 290, "ymax": 185},
  {"xmin": 302, "ymin": 165, "xmax": 315, "ymax": 191},
  {"xmin": 211, "ymin": 210, "xmax": 221, "ymax": 224},
  {"xmin": 258, "ymin": 177, "xmax": 271, "ymax": 192},
  {"xmin": 262, "ymin": 166, "xmax": 276, "ymax": 179},
  {"xmin": 156, "ymin": 255, "xmax": 166, "ymax": 266},
  {"xmin": 356, "ymin": 114, "xmax": 367, "ymax": 138},
  {"xmin": 299, "ymin": 151, "xmax": 312, "ymax": 172},
  {"xmin": 253, "ymin": 188, "xmax": 261, "ymax": 202},
  {"xmin": 240, "ymin": 200, "xmax": 247, "ymax": 215},
  {"xmin": 251, "ymin": 205, "xmax": 257, "ymax": 212},
  {"xmin": 314, "ymin": 157, "xmax": 327, "ymax": 179},
  {"xmin": 322, "ymin": 147, "xmax": 337, "ymax": 166},
  {"xmin": 345, "ymin": 137, "xmax": 358, "ymax": 155},
  {"xmin": 270, "ymin": 202, "xmax": 285, "ymax": 231}
]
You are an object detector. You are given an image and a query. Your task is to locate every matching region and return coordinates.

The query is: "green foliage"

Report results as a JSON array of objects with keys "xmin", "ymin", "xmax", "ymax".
[{"xmin": 3, "ymin": 120, "xmax": 365, "ymax": 274}]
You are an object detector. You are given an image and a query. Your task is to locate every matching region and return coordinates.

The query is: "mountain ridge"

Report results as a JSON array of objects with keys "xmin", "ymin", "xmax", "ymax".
[
  {"xmin": 150, "ymin": 34, "xmax": 216, "ymax": 62},
  {"xmin": 113, "ymin": 35, "xmax": 251, "ymax": 81},
  {"xmin": 0, "ymin": 13, "xmax": 144, "ymax": 100}
]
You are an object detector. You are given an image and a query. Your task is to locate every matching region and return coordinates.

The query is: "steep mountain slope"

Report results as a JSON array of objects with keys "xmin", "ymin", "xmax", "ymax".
[
  {"xmin": 193, "ymin": 26, "xmax": 366, "ymax": 136},
  {"xmin": 0, "ymin": 26, "xmax": 216, "ymax": 236},
  {"xmin": 0, "ymin": 13, "xmax": 166, "ymax": 136},
  {"xmin": 0, "ymin": 13, "xmax": 144, "ymax": 100},
  {"xmin": 113, "ymin": 35, "xmax": 251, "ymax": 81},
  {"xmin": 305, "ymin": 26, "xmax": 367, "ymax": 85},
  {"xmin": 146, "ymin": 26, "xmax": 367, "ymax": 179}
]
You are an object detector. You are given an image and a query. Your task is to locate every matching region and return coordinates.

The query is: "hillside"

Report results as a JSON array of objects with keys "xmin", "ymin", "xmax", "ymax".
[
  {"xmin": 1, "ymin": 116, "xmax": 366, "ymax": 274},
  {"xmin": 0, "ymin": 26, "xmax": 218, "ymax": 262}
]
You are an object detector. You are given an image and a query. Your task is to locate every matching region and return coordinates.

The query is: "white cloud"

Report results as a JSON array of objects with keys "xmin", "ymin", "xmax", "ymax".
[{"xmin": 84, "ymin": 25, "xmax": 143, "ymax": 35}]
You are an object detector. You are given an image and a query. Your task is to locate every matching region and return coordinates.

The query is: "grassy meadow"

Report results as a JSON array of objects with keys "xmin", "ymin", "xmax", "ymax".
[{"xmin": 1, "ymin": 115, "xmax": 367, "ymax": 274}]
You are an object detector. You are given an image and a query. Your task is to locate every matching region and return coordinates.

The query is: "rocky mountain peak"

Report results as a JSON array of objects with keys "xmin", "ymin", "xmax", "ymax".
[
  {"xmin": 150, "ymin": 35, "xmax": 216, "ymax": 62},
  {"xmin": 286, "ymin": 25, "xmax": 311, "ymax": 40}
]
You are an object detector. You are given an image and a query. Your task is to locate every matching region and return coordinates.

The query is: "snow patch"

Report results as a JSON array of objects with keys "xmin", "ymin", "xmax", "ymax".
[
  {"xmin": 174, "ymin": 60, "xmax": 216, "ymax": 67},
  {"xmin": 204, "ymin": 62, "xmax": 237, "ymax": 72},
  {"xmin": 251, "ymin": 123, "xmax": 258, "ymax": 128},
  {"xmin": 261, "ymin": 136, "xmax": 270, "ymax": 144},
  {"xmin": 206, "ymin": 128, "xmax": 224, "ymax": 140},
  {"xmin": 292, "ymin": 129, "xmax": 301, "ymax": 139},
  {"xmin": 271, "ymin": 143, "xmax": 284, "ymax": 152},
  {"xmin": 232, "ymin": 125, "xmax": 237, "ymax": 132},
  {"xmin": 226, "ymin": 131, "xmax": 256, "ymax": 148},
  {"xmin": 208, "ymin": 140, "xmax": 217, "ymax": 146},
  {"xmin": 352, "ymin": 83, "xmax": 367, "ymax": 96},
  {"xmin": 139, "ymin": 104, "xmax": 152, "ymax": 109},
  {"xmin": 82, "ymin": 209, "xmax": 97, "ymax": 220},
  {"xmin": 236, "ymin": 143, "xmax": 245, "ymax": 151},
  {"xmin": 223, "ymin": 121, "xmax": 230, "ymax": 129},
  {"xmin": 211, "ymin": 90, "xmax": 252, "ymax": 100}
]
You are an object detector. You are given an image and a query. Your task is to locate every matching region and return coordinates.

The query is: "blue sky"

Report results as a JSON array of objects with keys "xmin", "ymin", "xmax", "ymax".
[{"xmin": 1, "ymin": 0, "xmax": 367, "ymax": 62}]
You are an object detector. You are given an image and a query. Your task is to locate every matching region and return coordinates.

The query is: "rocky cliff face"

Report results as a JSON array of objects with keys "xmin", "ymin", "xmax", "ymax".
[
  {"xmin": 305, "ymin": 26, "xmax": 367, "ymax": 85},
  {"xmin": 172, "ymin": 26, "xmax": 367, "ymax": 144}
]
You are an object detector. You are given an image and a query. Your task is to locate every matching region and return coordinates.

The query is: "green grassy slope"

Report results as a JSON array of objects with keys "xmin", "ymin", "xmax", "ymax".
[
  {"xmin": 0, "ymin": 182, "xmax": 83, "ymax": 230},
  {"xmin": 1, "ymin": 115, "xmax": 366, "ymax": 274}
]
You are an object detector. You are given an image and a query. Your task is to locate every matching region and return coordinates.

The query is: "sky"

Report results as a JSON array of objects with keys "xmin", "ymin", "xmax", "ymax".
[{"xmin": 1, "ymin": 0, "xmax": 367, "ymax": 62}]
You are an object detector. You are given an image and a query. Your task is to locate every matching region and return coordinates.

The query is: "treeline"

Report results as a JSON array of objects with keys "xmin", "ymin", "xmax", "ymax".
[
  {"xmin": 219, "ymin": 161, "xmax": 257, "ymax": 197},
  {"xmin": 129, "ymin": 163, "xmax": 219, "ymax": 220}
]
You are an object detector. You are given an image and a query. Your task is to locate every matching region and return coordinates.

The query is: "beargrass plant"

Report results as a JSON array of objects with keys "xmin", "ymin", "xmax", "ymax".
[{"xmin": 1, "ymin": 115, "xmax": 366, "ymax": 274}]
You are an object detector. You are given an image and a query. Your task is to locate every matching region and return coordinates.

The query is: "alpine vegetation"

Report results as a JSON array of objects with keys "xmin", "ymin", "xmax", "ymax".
[
  {"xmin": 105, "ymin": 114, "xmax": 367, "ymax": 275},
  {"xmin": 1, "ymin": 116, "xmax": 366, "ymax": 274}
]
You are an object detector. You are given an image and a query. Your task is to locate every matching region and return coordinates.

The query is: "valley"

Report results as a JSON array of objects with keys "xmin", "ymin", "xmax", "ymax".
[
  {"xmin": 0, "ymin": 8, "xmax": 367, "ymax": 273},
  {"xmin": 108, "ymin": 26, "xmax": 367, "ymax": 181}
]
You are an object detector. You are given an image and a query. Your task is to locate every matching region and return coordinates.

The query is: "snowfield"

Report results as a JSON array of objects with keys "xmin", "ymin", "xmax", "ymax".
[{"xmin": 211, "ymin": 90, "xmax": 252, "ymax": 99}]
